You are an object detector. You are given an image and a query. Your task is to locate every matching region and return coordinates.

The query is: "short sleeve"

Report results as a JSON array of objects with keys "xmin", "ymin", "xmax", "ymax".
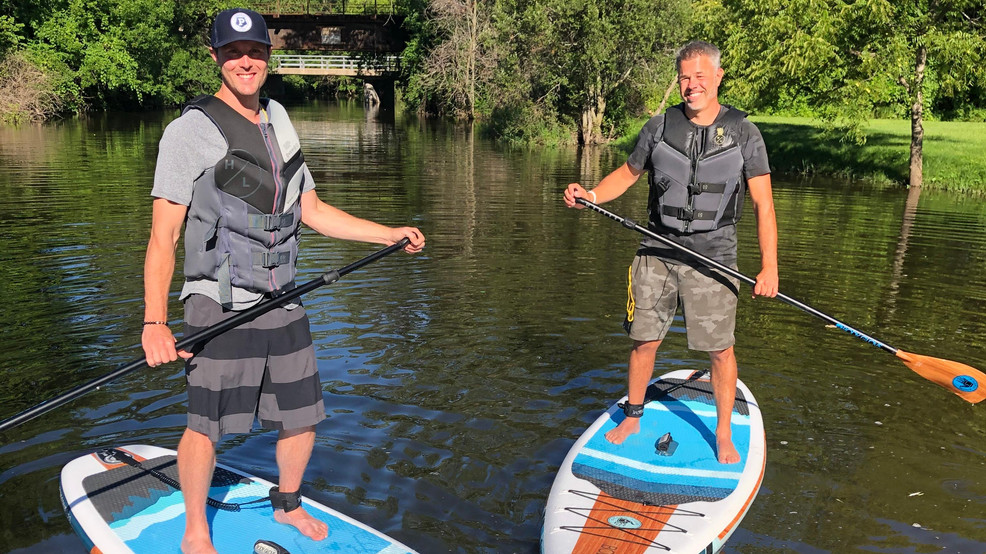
[
  {"xmin": 740, "ymin": 120, "xmax": 771, "ymax": 179},
  {"xmin": 301, "ymin": 163, "xmax": 315, "ymax": 193},
  {"xmin": 151, "ymin": 110, "xmax": 227, "ymax": 206},
  {"xmin": 626, "ymin": 114, "xmax": 665, "ymax": 172}
]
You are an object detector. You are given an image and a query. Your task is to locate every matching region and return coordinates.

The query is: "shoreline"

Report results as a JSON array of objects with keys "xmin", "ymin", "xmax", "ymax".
[{"xmin": 613, "ymin": 115, "xmax": 986, "ymax": 195}]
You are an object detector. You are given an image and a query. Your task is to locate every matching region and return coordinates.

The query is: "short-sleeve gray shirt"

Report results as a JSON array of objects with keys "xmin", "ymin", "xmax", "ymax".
[
  {"xmin": 626, "ymin": 105, "xmax": 770, "ymax": 264},
  {"xmin": 152, "ymin": 108, "xmax": 316, "ymax": 309}
]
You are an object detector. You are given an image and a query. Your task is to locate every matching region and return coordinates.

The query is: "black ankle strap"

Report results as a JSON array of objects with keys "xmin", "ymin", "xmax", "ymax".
[
  {"xmin": 269, "ymin": 486, "xmax": 302, "ymax": 513},
  {"xmin": 618, "ymin": 401, "xmax": 645, "ymax": 418}
]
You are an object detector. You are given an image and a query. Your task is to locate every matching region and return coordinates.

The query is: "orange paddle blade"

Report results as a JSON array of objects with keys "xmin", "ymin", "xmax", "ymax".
[{"xmin": 896, "ymin": 350, "xmax": 986, "ymax": 404}]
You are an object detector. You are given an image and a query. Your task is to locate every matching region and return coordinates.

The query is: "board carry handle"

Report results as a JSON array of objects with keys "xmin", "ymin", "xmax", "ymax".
[
  {"xmin": 575, "ymin": 197, "xmax": 986, "ymax": 404},
  {"xmin": 255, "ymin": 540, "xmax": 292, "ymax": 554},
  {"xmin": 0, "ymin": 239, "xmax": 411, "ymax": 434}
]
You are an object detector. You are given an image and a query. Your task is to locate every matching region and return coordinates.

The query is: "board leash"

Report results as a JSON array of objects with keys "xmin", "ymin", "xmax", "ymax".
[{"xmin": 105, "ymin": 448, "xmax": 269, "ymax": 512}]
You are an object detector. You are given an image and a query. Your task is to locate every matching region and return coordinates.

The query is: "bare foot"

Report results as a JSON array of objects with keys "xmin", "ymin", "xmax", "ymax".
[
  {"xmin": 181, "ymin": 535, "xmax": 218, "ymax": 554},
  {"xmin": 274, "ymin": 506, "xmax": 329, "ymax": 541},
  {"xmin": 605, "ymin": 417, "xmax": 641, "ymax": 445},
  {"xmin": 716, "ymin": 436, "xmax": 741, "ymax": 464}
]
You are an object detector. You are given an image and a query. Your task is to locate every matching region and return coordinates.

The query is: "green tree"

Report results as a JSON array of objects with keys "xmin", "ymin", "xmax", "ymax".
[
  {"xmin": 416, "ymin": 0, "xmax": 498, "ymax": 119},
  {"xmin": 697, "ymin": 0, "xmax": 986, "ymax": 187},
  {"xmin": 31, "ymin": 0, "xmax": 225, "ymax": 109},
  {"xmin": 0, "ymin": 15, "xmax": 24, "ymax": 57},
  {"xmin": 505, "ymin": 0, "xmax": 691, "ymax": 144},
  {"xmin": 401, "ymin": 0, "xmax": 689, "ymax": 143},
  {"xmin": 0, "ymin": 0, "xmax": 225, "ymax": 118}
]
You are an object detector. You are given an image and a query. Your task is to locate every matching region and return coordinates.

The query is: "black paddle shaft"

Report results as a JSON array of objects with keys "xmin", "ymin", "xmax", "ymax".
[
  {"xmin": 576, "ymin": 198, "xmax": 898, "ymax": 355},
  {"xmin": 0, "ymin": 239, "xmax": 409, "ymax": 434}
]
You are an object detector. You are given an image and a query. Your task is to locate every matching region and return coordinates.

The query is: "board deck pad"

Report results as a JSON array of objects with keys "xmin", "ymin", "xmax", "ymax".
[
  {"xmin": 572, "ymin": 377, "xmax": 750, "ymax": 506},
  {"xmin": 60, "ymin": 445, "xmax": 417, "ymax": 554},
  {"xmin": 82, "ymin": 455, "xmax": 244, "ymax": 523},
  {"xmin": 542, "ymin": 370, "xmax": 766, "ymax": 554}
]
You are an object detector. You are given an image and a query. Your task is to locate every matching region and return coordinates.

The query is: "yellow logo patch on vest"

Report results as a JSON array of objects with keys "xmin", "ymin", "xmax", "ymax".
[{"xmin": 714, "ymin": 126, "xmax": 725, "ymax": 145}]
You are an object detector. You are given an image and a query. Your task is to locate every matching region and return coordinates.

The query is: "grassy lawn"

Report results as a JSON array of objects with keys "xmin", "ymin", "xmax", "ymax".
[{"xmin": 615, "ymin": 115, "xmax": 986, "ymax": 195}]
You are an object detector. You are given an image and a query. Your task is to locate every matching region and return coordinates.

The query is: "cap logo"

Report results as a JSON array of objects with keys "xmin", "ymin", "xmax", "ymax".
[{"xmin": 230, "ymin": 12, "xmax": 253, "ymax": 33}]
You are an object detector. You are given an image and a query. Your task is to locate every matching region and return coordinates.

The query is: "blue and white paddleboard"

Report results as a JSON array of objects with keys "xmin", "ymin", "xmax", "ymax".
[
  {"xmin": 60, "ymin": 444, "xmax": 417, "ymax": 554},
  {"xmin": 542, "ymin": 370, "xmax": 766, "ymax": 553}
]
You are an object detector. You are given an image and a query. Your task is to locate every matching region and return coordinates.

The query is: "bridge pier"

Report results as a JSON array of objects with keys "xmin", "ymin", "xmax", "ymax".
[{"xmin": 364, "ymin": 77, "xmax": 395, "ymax": 113}]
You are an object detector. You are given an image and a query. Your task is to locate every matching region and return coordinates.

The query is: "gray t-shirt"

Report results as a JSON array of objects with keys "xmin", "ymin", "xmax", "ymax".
[
  {"xmin": 152, "ymin": 108, "xmax": 316, "ymax": 309},
  {"xmin": 626, "ymin": 106, "xmax": 770, "ymax": 265}
]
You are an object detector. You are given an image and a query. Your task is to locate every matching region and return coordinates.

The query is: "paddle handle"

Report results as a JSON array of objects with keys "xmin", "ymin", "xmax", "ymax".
[
  {"xmin": 0, "ymin": 239, "xmax": 410, "ymax": 434},
  {"xmin": 576, "ymin": 198, "xmax": 898, "ymax": 354}
]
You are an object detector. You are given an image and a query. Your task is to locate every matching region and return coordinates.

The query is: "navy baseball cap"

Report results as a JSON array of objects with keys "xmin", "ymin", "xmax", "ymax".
[{"xmin": 211, "ymin": 8, "xmax": 272, "ymax": 48}]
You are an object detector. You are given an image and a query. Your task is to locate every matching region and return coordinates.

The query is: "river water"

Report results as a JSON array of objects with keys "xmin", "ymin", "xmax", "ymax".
[{"xmin": 1, "ymin": 102, "xmax": 984, "ymax": 553}]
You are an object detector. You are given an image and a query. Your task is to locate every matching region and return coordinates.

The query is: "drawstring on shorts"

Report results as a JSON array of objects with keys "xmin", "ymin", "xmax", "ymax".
[{"xmin": 626, "ymin": 263, "xmax": 635, "ymax": 323}]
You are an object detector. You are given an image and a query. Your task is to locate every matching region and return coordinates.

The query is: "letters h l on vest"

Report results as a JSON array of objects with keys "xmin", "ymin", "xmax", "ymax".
[{"xmin": 182, "ymin": 95, "xmax": 307, "ymax": 308}]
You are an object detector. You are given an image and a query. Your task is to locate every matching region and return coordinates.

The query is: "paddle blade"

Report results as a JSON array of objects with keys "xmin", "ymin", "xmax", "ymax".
[{"xmin": 896, "ymin": 350, "xmax": 986, "ymax": 404}]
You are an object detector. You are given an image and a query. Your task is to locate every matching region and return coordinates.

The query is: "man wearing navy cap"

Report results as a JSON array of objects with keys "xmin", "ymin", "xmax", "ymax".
[{"xmin": 141, "ymin": 8, "xmax": 425, "ymax": 553}]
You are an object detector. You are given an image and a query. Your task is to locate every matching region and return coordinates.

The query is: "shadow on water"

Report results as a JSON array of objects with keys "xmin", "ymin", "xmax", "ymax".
[{"xmin": 0, "ymin": 102, "xmax": 985, "ymax": 552}]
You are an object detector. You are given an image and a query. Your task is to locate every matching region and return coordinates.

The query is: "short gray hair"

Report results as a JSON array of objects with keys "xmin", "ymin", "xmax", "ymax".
[{"xmin": 675, "ymin": 40, "xmax": 721, "ymax": 72}]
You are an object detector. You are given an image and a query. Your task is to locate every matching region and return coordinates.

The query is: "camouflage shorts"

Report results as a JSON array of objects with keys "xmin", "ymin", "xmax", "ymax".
[{"xmin": 623, "ymin": 254, "xmax": 740, "ymax": 351}]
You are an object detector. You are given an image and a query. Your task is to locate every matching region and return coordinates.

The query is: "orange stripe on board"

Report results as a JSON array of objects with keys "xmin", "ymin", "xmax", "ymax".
[
  {"xmin": 571, "ymin": 491, "xmax": 677, "ymax": 554},
  {"xmin": 717, "ymin": 431, "xmax": 767, "ymax": 541}
]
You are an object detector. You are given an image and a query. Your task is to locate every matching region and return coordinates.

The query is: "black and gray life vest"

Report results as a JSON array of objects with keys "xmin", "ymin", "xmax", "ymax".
[
  {"xmin": 182, "ymin": 95, "xmax": 306, "ymax": 308},
  {"xmin": 647, "ymin": 104, "xmax": 748, "ymax": 233}
]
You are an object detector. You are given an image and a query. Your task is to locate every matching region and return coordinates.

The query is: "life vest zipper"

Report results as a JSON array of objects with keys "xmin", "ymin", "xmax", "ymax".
[{"xmin": 259, "ymin": 113, "xmax": 283, "ymax": 292}]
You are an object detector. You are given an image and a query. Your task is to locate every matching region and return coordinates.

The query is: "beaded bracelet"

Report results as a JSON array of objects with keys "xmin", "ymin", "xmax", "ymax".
[{"xmin": 142, "ymin": 321, "xmax": 168, "ymax": 326}]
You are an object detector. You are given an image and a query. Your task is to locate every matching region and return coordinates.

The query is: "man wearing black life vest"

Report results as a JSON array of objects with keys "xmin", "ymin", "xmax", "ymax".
[
  {"xmin": 140, "ymin": 9, "xmax": 425, "ymax": 554},
  {"xmin": 564, "ymin": 40, "xmax": 778, "ymax": 464}
]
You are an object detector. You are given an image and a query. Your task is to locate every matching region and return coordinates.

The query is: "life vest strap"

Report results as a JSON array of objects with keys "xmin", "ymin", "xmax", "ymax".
[
  {"xmin": 661, "ymin": 205, "xmax": 717, "ymax": 221},
  {"xmin": 249, "ymin": 213, "xmax": 295, "ymax": 232},
  {"xmin": 688, "ymin": 182, "xmax": 727, "ymax": 194},
  {"xmin": 218, "ymin": 254, "xmax": 233, "ymax": 309},
  {"xmin": 255, "ymin": 251, "xmax": 291, "ymax": 269}
]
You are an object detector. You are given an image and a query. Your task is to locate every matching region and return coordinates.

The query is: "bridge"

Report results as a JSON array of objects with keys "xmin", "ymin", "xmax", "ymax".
[
  {"xmin": 248, "ymin": 1, "xmax": 405, "ymax": 53},
  {"xmin": 248, "ymin": 1, "xmax": 404, "ymax": 111},
  {"xmin": 250, "ymin": 0, "xmax": 396, "ymax": 17},
  {"xmin": 271, "ymin": 54, "xmax": 398, "ymax": 76}
]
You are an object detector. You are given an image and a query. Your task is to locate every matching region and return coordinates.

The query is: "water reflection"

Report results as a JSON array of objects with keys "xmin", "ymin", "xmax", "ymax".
[{"xmin": 0, "ymin": 103, "xmax": 984, "ymax": 553}]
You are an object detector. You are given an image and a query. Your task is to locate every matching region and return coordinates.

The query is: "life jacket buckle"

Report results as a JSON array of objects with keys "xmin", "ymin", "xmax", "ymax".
[
  {"xmin": 252, "ymin": 213, "xmax": 295, "ymax": 232},
  {"xmin": 688, "ymin": 182, "xmax": 726, "ymax": 195},
  {"xmin": 258, "ymin": 251, "xmax": 291, "ymax": 268}
]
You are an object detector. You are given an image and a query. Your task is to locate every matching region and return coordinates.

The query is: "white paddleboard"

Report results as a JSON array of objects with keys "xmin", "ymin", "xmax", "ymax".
[
  {"xmin": 542, "ymin": 370, "xmax": 766, "ymax": 553},
  {"xmin": 60, "ymin": 444, "xmax": 417, "ymax": 554}
]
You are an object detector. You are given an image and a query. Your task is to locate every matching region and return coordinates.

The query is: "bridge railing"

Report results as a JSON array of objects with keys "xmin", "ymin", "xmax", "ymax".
[
  {"xmin": 249, "ymin": 0, "xmax": 395, "ymax": 16},
  {"xmin": 271, "ymin": 54, "xmax": 399, "ymax": 73}
]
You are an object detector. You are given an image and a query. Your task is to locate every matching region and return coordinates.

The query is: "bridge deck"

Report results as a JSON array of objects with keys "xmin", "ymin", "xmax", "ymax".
[
  {"xmin": 271, "ymin": 54, "xmax": 397, "ymax": 76},
  {"xmin": 248, "ymin": 0, "xmax": 395, "ymax": 16}
]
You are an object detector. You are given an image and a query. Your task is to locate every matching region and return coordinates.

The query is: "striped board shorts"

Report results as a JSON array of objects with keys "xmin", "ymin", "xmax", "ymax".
[{"xmin": 182, "ymin": 294, "xmax": 326, "ymax": 442}]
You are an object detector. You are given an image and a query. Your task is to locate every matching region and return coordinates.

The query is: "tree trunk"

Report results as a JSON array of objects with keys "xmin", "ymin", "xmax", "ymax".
[
  {"xmin": 908, "ymin": 44, "xmax": 926, "ymax": 189},
  {"xmin": 656, "ymin": 73, "xmax": 677, "ymax": 114},
  {"xmin": 467, "ymin": 0, "xmax": 477, "ymax": 120},
  {"xmin": 579, "ymin": 76, "xmax": 606, "ymax": 145}
]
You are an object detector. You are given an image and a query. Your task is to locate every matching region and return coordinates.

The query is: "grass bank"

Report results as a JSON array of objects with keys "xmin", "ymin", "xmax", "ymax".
[{"xmin": 613, "ymin": 116, "xmax": 986, "ymax": 195}]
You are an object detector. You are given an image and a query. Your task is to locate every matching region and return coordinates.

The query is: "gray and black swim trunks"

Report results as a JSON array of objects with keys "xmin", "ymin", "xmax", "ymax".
[{"xmin": 183, "ymin": 294, "xmax": 326, "ymax": 441}]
